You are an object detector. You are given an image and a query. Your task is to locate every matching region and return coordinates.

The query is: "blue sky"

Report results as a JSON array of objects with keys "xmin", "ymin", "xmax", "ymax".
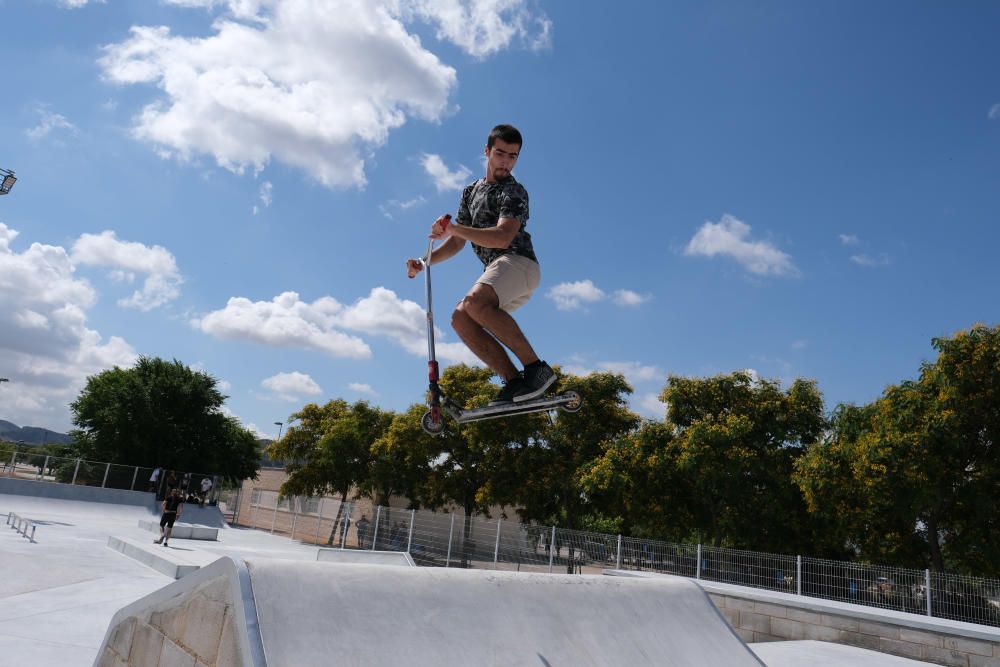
[{"xmin": 1, "ymin": 0, "xmax": 998, "ymax": 438}]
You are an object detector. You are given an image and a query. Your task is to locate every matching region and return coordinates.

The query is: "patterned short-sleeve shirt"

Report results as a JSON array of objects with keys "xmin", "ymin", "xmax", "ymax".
[{"xmin": 456, "ymin": 176, "xmax": 537, "ymax": 268}]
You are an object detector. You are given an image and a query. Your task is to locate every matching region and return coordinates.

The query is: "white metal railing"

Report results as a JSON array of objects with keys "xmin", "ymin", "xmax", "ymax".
[
  {"xmin": 240, "ymin": 486, "xmax": 1000, "ymax": 629},
  {"xmin": 0, "ymin": 449, "xmax": 225, "ymax": 504}
]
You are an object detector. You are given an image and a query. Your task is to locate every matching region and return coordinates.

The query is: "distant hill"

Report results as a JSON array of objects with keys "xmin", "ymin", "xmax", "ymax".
[{"xmin": 0, "ymin": 420, "xmax": 72, "ymax": 445}]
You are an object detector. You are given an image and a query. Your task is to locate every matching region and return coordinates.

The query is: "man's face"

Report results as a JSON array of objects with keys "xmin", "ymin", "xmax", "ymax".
[{"xmin": 485, "ymin": 138, "xmax": 520, "ymax": 182}]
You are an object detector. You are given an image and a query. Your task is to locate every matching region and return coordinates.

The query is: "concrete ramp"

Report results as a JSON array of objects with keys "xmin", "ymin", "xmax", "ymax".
[{"xmin": 96, "ymin": 557, "xmax": 763, "ymax": 666}]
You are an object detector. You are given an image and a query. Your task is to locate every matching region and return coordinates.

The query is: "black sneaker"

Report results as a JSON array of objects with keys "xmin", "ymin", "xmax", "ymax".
[
  {"xmin": 489, "ymin": 375, "xmax": 525, "ymax": 405},
  {"xmin": 513, "ymin": 361, "xmax": 556, "ymax": 402}
]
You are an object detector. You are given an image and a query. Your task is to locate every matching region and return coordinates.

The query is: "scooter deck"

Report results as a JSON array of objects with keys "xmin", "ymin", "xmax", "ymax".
[{"xmin": 445, "ymin": 392, "xmax": 579, "ymax": 423}]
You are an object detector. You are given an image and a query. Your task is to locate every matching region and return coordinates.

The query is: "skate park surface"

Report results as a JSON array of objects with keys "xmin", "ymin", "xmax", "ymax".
[{"xmin": 0, "ymin": 480, "xmax": 946, "ymax": 666}]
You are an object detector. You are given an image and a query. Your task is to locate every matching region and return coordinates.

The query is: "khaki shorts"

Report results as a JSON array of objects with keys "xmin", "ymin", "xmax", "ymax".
[{"xmin": 475, "ymin": 254, "xmax": 541, "ymax": 312}]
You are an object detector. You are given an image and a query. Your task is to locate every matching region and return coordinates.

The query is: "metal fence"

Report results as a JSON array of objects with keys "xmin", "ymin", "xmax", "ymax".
[
  {"xmin": 0, "ymin": 448, "xmax": 225, "ymax": 505},
  {"xmin": 239, "ymin": 487, "xmax": 1000, "ymax": 629}
]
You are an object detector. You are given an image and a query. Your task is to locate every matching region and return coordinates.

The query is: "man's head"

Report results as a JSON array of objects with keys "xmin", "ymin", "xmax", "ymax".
[
  {"xmin": 484, "ymin": 124, "xmax": 522, "ymax": 183},
  {"xmin": 170, "ymin": 488, "xmax": 179, "ymax": 497}
]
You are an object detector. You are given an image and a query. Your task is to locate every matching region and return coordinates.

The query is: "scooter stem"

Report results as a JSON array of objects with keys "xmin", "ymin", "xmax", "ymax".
[{"xmin": 421, "ymin": 239, "xmax": 439, "ymax": 383}]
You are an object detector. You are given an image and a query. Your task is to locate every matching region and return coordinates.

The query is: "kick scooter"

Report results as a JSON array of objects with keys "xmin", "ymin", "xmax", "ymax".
[{"xmin": 417, "ymin": 234, "xmax": 582, "ymax": 436}]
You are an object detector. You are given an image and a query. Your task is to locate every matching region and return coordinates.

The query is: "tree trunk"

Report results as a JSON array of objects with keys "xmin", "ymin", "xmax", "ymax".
[
  {"xmin": 926, "ymin": 514, "xmax": 945, "ymax": 572},
  {"xmin": 326, "ymin": 490, "xmax": 349, "ymax": 546}
]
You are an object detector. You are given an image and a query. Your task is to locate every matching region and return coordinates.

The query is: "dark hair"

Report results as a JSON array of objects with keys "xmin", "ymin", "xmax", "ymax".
[{"xmin": 487, "ymin": 124, "xmax": 522, "ymax": 149}]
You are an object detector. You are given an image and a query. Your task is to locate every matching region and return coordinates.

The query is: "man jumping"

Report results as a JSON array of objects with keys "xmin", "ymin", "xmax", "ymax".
[{"xmin": 407, "ymin": 124, "xmax": 555, "ymax": 405}]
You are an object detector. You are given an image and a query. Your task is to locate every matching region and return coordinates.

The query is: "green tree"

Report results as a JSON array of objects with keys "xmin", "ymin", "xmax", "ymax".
[
  {"xmin": 507, "ymin": 371, "xmax": 639, "ymax": 571},
  {"xmin": 70, "ymin": 356, "xmax": 258, "ymax": 483},
  {"xmin": 267, "ymin": 399, "xmax": 393, "ymax": 544},
  {"xmin": 581, "ymin": 420, "xmax": 693, "ymax": 542},
  {"xmin": 663, "ymin": 371, "xmax": 826, "ymax": 553},
  {"xmin": 797, "ymin": 325, "xmax": 1000, "ymax": 574}
]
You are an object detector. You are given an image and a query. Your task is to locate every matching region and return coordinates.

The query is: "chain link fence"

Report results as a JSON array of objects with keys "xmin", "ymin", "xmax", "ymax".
[{"xmin": 237, "ymin": 486, "xmax": 1000, "ymax": 628}]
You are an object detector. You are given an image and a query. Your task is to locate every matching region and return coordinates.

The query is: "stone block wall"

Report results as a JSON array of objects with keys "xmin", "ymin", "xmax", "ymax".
[
  {"xmin": 708, "ymin": 589, "xmax": 1000, "ymax": 667},
  {"xmin": 95, "ymin": 575, "xmax": 244, "ymax": 667}
]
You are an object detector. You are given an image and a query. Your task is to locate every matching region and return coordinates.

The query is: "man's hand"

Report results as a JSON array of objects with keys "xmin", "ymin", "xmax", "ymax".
[
  {"xmin": 429, "ymin": 213, "xmax": 453, "ymax": 240},
  {"xmin": 406, "ymin": 258, "xmax": 423, "ymax": 279}
]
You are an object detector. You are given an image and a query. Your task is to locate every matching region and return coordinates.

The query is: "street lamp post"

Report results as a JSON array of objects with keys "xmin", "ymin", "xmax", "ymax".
[
  {"xmin": 274, "ymin": 421, "xmax": 283, "ymax": 440},
  {"xmin": 0, "ymin": 169, "xmax": 16, "ymax": 196}
]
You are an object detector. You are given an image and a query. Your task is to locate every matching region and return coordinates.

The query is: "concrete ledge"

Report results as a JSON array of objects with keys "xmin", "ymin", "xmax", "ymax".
[
  {"xmin": 0, "ymin": 476, "xmax": 156, "ymax": 508},
  {"xmin": 107, "ymin": 535, "xmax": 204, "ymax": 579},
  {"xmin": 137, "ymin": 519, "xmax": 218, "ymax": 541},
  {"xmin": 316, "ymin": 548, "xmax": 415, "ymax": 566}
]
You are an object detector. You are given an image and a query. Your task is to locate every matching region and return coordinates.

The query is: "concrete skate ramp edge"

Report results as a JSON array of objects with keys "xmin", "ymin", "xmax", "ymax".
[
  {"xmin": 95, "ymin": 557, "xmax": 763, "ymax": 667},
  {"xmin": 251, "ymin": 560, "xmax": 764, "ymax": 667},
  {"xmin": 316, "ymin": 548, "xmax": 415, "ymax": 566},
  {"xmin": 94, "ymin": 556, "xmax": 265, "ymax": 667}
]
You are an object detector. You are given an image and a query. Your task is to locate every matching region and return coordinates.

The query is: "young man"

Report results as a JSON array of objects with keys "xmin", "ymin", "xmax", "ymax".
[
  {"xmin": 406, "ymin": 124, "xmax": 555, "ymax": 404},
  {"xmin": 154, "ymin": 488, "xmax": 183, "ymax": 547}
]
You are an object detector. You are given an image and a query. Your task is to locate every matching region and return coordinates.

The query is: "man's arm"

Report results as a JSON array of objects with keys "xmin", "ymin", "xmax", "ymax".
[
  {"xmin": 407, "ymin": 224, "xmax": 466, "ymax": 278},
  {"xmin": 429, "ymin": 235, "xmax": 467, "ymax": 263},
  {"xmin": 433, "ymin": 217, "xmax": 520, "ymax": 249}
]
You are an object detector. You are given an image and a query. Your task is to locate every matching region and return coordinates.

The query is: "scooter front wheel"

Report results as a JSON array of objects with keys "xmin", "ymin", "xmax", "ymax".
[{"xmin": 421, "ymin": 410, "xmax": 445, "ymax": 436}]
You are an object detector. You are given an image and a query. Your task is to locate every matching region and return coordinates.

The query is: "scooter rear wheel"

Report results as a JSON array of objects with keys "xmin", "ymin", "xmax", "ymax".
[
  {"xmin": 560, "ymin": 390, "xmax": 583, "ymax": 413},
  {"xmin": 421, "ymin": 410, "xmax": 445, "ymax": 436}
]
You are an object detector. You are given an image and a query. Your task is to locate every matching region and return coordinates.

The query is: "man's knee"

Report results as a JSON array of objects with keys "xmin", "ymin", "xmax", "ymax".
[
  {"xmin": 457, "ymin": 290, "xmax": 498, "ymax": 323},
  {"xmin": 452, "ymin": 304, "xmax": 475, "ymax": 332}
]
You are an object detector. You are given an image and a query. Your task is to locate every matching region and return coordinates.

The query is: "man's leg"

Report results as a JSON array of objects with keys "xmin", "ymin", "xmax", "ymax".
[{"xmin": 452, "ymin": 284, "xmax": 539, "ymax": 379}]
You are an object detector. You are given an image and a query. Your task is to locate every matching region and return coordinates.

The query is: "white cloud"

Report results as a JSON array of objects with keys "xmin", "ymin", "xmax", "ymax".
[
  {"xmin": 850, "ymin": 253, "xmax": 890, "ymax": 267},
  {"xmin": 71, "ymin": 231, "xmax": 183, "ymax": 310},
  {"xmin": 839, "ymin": 234, "xmax": 860, "ymax": 246},
  {"xmin": 97, "ymin": 0, "xmax": 546, "ymax": 190},
  {"xmin": 348, "ymin": 382, "xmax": 378, "ymax": 396},
  {"xmin": 25, "ymin": 107, "xmax": 77, "ymax": 141},
  {"xmin": 546, "ymin": 279, "xmax": 606, "ymax": 311},
  {"xmin": 259, "ymin": 181, "xmax": 273, "ymax": 207},
  {"xmin": 684, "ymin": 214, "xmax": 798, "ymax": 277},
  {"xmin": 59, "ymin": 0, "xmax": 104, "ymax": 8},
  {"xmin": 380, "ymin": 195, "xmax": 427, "ymax": 220},
  {"xmin": 408, "ymin": 0, "xmax": 552, "ymax": 58},
  {"xmin": 597, "ymin": 361, "xmax": 661, "ymax": 385},
  {"xmin": 421, "ymin": 153, "xmax": 472, "ymax": 192},
  {"xmin": 613, "ymin": 289, "xmax": 650, "ymax": 307},
  {"xmin": 635, "ymin": 392, "xmax": 666, "ymax": 419},
  {"xmin": 261, "ymin": 371, "xmax": 322, "ymax": 401},
  {"xmin": 791, "ymin": 339, "xmax": 807, "ymax": 351},
  {"xmin": 336, "ymin": 286, "xmax": 478, "ymax": 365},
  {"xmin": 0, "ymin": 224, "xmax": 138, "ymax": 429},
  {"xmin": 989, "ymin": 103, "xmax": 1000, "ymax": 120},
  {"xmin": 192, "ymin": 287, "xmax": 478, "ymax": 365},
  {"xmin": 193, "ymin": 291, "xmax": 371, "ymax": 358},
  {"xmin": 100, "ymin": 3, "xmax": 458, "ymax": 188},
  {"xmin": 559, "ymin": 357, "xmax": 661, "ymax": 388}
]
